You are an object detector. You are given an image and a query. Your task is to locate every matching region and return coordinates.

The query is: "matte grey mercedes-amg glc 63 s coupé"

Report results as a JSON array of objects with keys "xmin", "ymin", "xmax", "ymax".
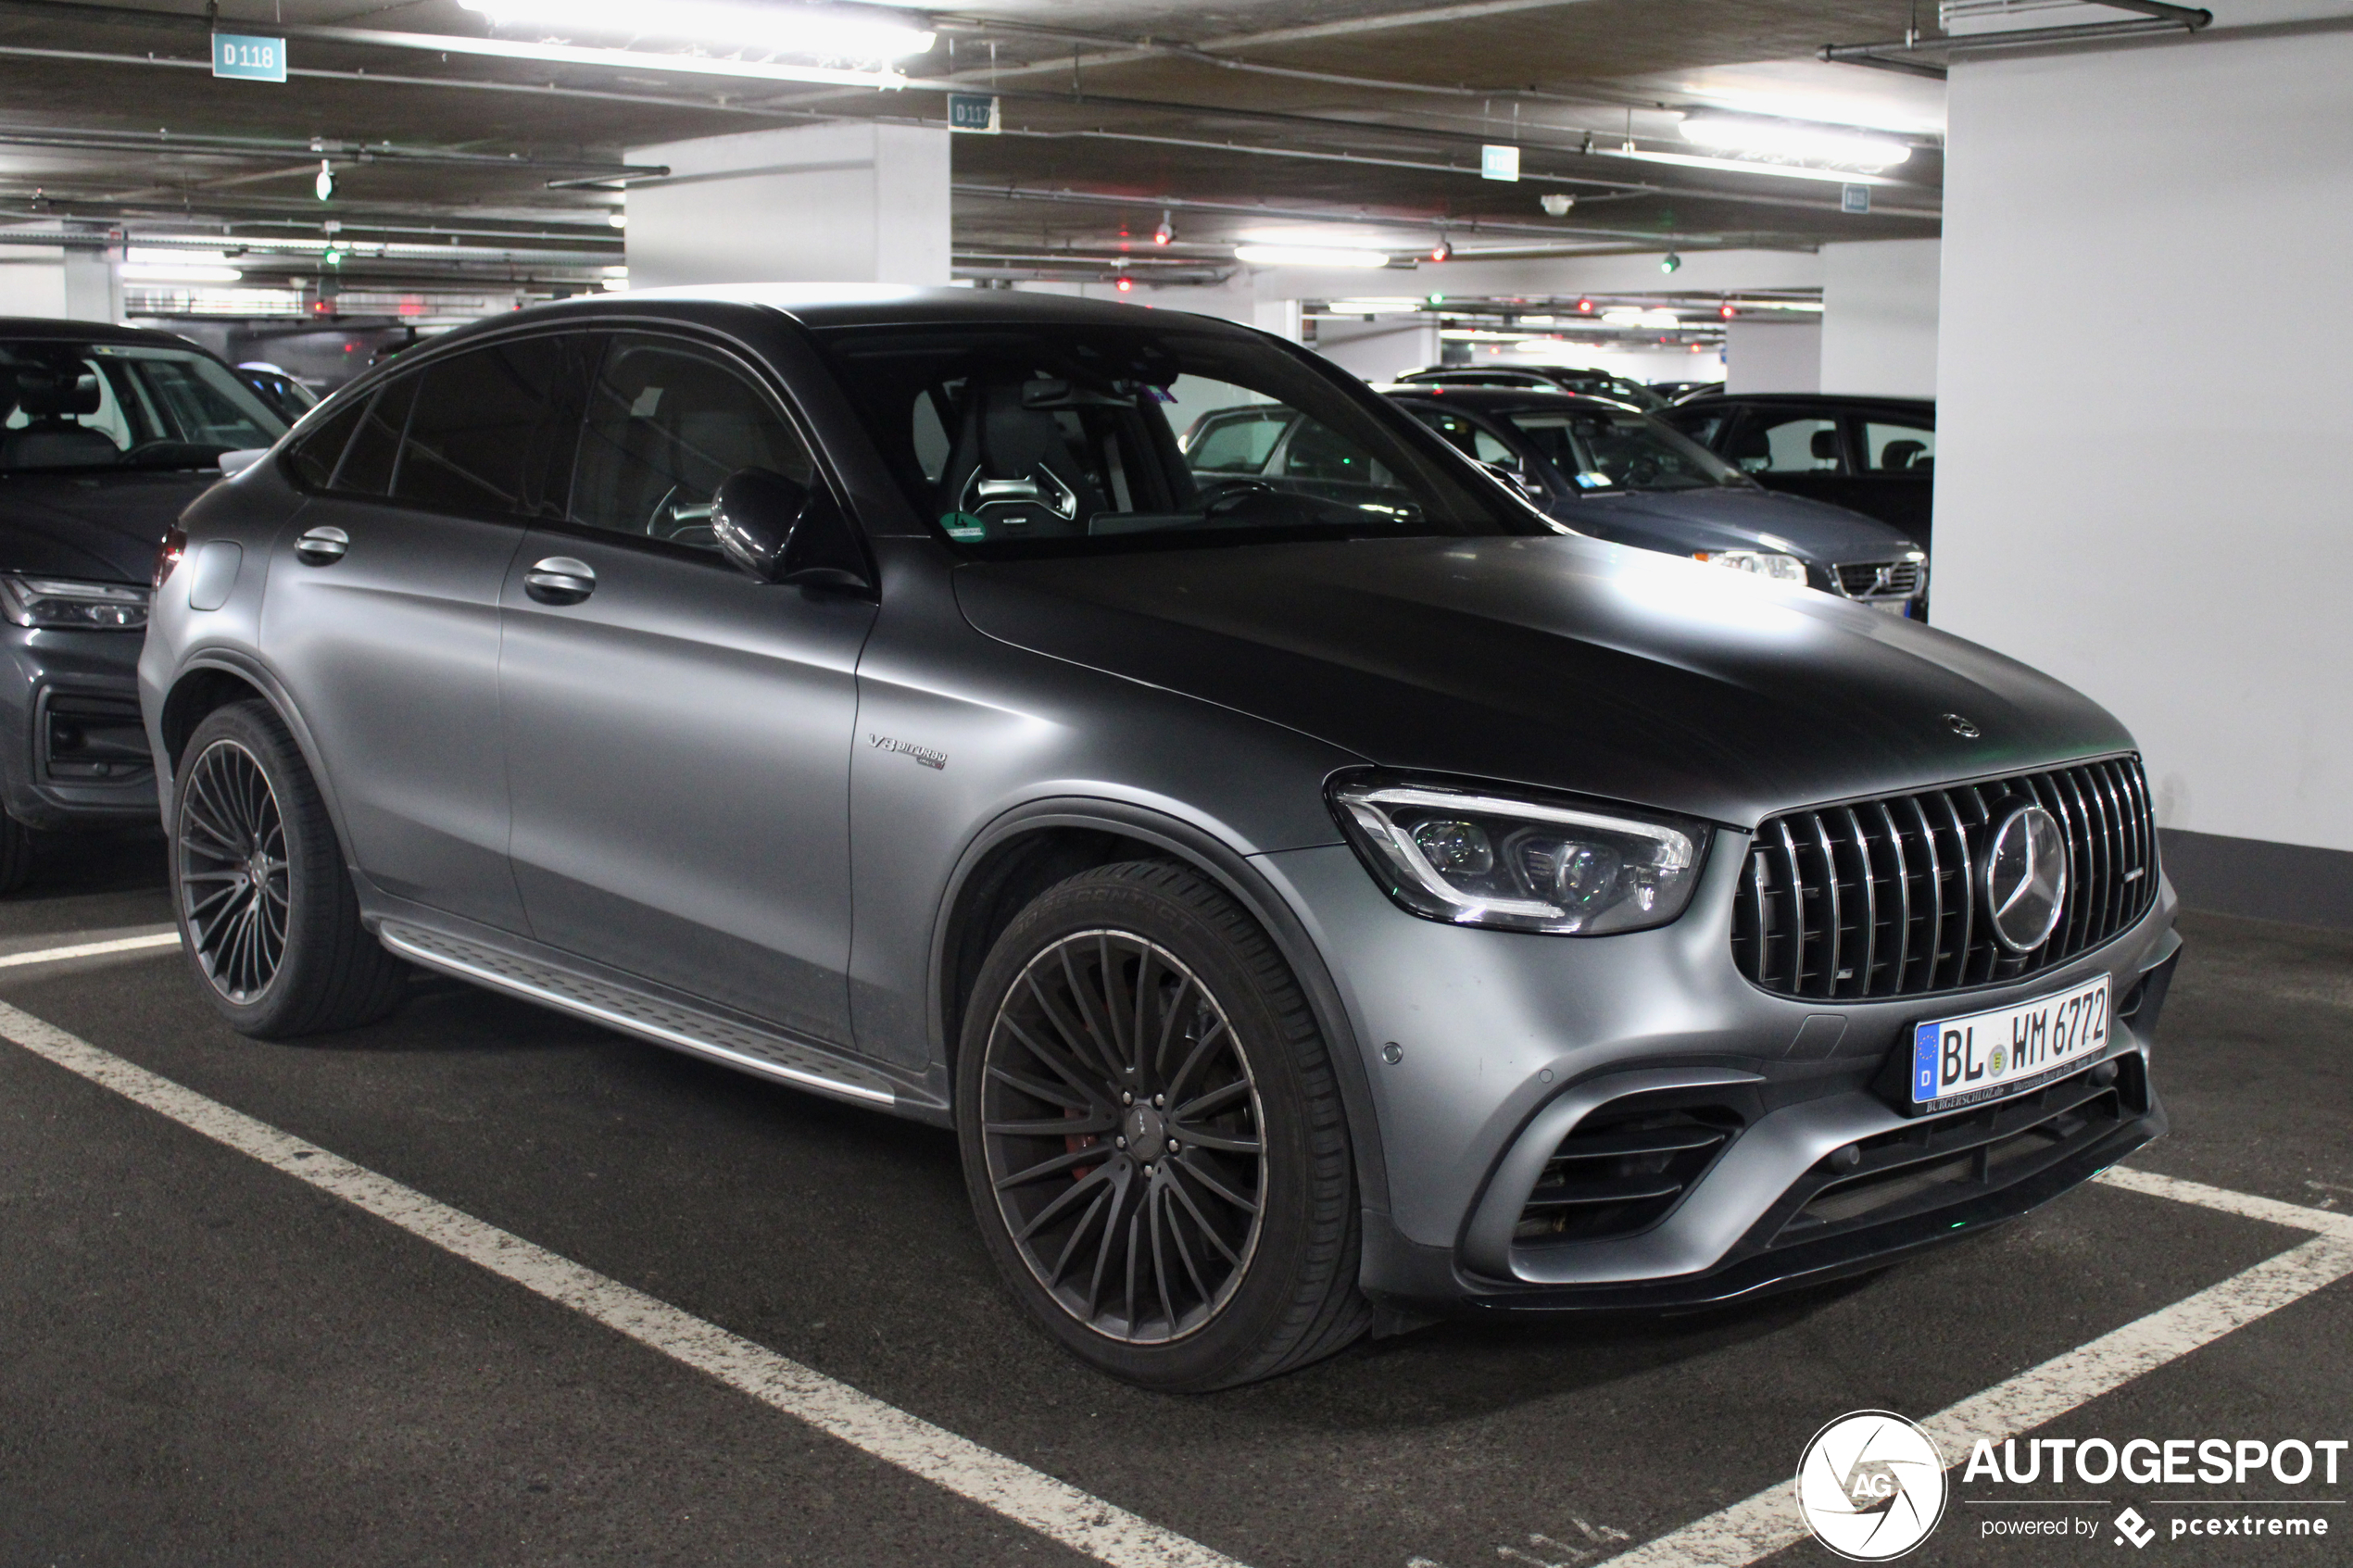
[{"xmin": 140, "ymin": 287, "xmax": 2178, "ymax": 1390}]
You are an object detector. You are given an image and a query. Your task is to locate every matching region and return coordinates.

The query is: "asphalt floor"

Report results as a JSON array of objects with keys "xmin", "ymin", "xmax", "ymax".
[{"xmin": 3, "ymin": 833, "xmax": 2347, "ymax": 1567}]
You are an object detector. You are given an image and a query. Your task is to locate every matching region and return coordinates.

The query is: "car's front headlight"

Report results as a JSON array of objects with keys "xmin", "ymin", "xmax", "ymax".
[
  {"xmin": 0, "ymin": 574, "xmax": 151, "ymax": 630},
  {"xmin": 1329, "ymin": 773, "xmax": 1710, "ymax": 935},
  {"xmin": 1692, "ymin": 549, "xmax": 1807, "ymax": 584}
]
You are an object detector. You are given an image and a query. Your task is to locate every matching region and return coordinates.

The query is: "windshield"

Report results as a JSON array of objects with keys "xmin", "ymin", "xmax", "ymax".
[
  {"xmin": 1, "ymin": 340, "xmax": 288, "ymax": 472},
  {"xmin": 814, "ymin": 321, "xmax": 1531, "ymax": 552},
  {"xmin": 1492, "ymin": 405, "xmax": 1748, "ymax": 494}
]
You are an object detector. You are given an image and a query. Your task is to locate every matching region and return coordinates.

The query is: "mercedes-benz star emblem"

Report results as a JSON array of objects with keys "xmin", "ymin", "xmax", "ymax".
[
  {"xmin": 1985, "ymin": 804, "xmax": 2069, "ymax": 952},
  {"xmin": 1942, "ymin": 712, "xmax": 1981, "ymax": 738}
]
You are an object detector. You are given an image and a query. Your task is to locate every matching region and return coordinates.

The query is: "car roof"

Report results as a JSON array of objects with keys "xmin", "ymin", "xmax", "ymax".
[
  {"xmin": 0, "ymin": 317, "xmax": 211, "ymax": 350},
  {"xmin": 1378, "ymin": 384, "xmax": 1641, "ymax": 414},
  {"xmin": 1671, "ymin": 391, "xmax": 1934, "ymax": 415},
  {"xmin": 506, "ymin": 283, "xmax": 1264, "ymax": 336}
]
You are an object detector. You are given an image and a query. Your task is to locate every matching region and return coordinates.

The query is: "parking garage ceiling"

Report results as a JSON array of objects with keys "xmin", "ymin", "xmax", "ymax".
[{"xmin": 0, "ymin": 0, "xmax": 1946, "ymax": 306}]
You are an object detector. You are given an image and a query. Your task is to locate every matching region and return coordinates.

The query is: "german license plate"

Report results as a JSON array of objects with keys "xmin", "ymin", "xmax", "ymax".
[
  {"xmin": 1867, "ymin": 597, "xmax": 1912, "ymax": 617},
  {"xmin": 1909, "ymin": 973, "xmax": 2110, "ymax": 1112}
]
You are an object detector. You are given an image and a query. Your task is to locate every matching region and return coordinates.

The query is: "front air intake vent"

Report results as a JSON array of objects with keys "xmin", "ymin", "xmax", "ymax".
[
  {"xmin": 1515, "ymin": 1106, "xmax": 1741, "ymax": 1245},
  {"xmin": 1730, "ymin": 756, "xmax": 2158, "ymax": 1001}
]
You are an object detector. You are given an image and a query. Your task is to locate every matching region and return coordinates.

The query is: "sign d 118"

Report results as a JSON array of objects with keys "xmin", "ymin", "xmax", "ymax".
[{"xmin": 213, "ymin": 33, "xmax": 287, "ymax": 82}]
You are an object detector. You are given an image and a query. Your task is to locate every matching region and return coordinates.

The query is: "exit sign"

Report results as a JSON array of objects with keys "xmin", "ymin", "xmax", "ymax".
[
  {"xmin": 212, "ymin": 33, "xmax": 287, "ymax": 82},
  {"xmin": 948, "ymin": 94, "xmax": 1000, "ymax": 133}
]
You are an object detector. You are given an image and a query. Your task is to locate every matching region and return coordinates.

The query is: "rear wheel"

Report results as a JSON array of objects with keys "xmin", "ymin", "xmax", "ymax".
[
  {"xmin": 956, "ymin": 860, "xmax": 1370, "ymax": 1390},
  {"xmin": 172, "ymin": 701, "xmax": 404, "ymax": 1037}
]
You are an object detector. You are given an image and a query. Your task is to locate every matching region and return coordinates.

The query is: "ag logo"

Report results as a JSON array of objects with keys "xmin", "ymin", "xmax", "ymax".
[{"xmin": 1794, "ymin": 1411, "xmax": 1948, "ymax": 1561}]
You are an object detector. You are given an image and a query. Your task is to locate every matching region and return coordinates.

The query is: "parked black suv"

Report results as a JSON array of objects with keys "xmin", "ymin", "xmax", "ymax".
[
  {"xmin": 1659, "ymin": 393, "xmax": 1934, "ymax": 551},
  {"xmin": 0, "ymin": 319, "xmax": 286, "ymax": 886}
]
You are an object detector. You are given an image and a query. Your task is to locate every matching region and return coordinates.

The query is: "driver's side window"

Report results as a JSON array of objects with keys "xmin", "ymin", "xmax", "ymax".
[{"xmin": 571, "ymin": 333, "xmax": 814, "ymax": 551}]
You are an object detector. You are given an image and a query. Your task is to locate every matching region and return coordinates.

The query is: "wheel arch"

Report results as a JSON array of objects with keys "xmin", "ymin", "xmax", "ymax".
[
  {"xmin": 157, "ymin": 654, "xmax": 361, "ymax": 874},
  {"xmin": 930, "ymin": 797, "xmax": 1390, "ymax": 1217}
]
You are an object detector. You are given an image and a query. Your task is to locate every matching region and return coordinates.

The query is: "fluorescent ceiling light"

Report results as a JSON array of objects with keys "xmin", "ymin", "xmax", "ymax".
[
  {"xmin": 1602, "ymin": 147, "xmax": 1901, "ymax": 186},
  {"xmin": 122, "ymin": 262, "xmax": 244, "ymax": 282},
  {"xmin": 1599, "ymin": 307, "xmax": 1681, "ymax": 329},
  {"xmin": 1678, "ymin": 114, "xmax": 1911, "ymax": 171},
  {"xmin": 457, "ymin": 0, "xmax": 935, "ymax": 60},
  {"xmin": 318, "ymin": 23, "xmax": 913, "ymax": 87},
  {"xmin": 1321, "ymin": 296, "xmax": 1423, "ymax": 313},
  {"xmin": 1237, "ymin": 245, "xmax": 1390, "ymax": 270},
  {"xmin": 1234, "ymin": 245, "xmax": 1390, "ymax": 269}
]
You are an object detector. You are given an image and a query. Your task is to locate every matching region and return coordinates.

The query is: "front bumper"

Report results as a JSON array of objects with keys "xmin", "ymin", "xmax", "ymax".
[
  {"xmin": 1254, "ymin": 832, "xmax": 2179, "ymax": 1319},
  {"xmin": 0, "ymin": 623, "xmax": 157, "ymax": 832}
]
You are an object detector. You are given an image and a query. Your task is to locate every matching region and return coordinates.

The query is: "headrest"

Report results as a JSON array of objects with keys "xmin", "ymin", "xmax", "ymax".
[
  {"xmin": 10, "ymin": 364, "xmax": 102, "ymax": 419},
  {"xmin": 1880, "ymin": 438, "xmax": 1927, "ymax": 470},
  {"xmin": 1808, "ymin": 427, "xmax": 1839, "ymax": 461}
]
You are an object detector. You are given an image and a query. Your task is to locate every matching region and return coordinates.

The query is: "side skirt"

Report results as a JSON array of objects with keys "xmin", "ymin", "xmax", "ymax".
[{"xmin": 376, "ymin": 919, "xmax": 945, "ymax": 1119}]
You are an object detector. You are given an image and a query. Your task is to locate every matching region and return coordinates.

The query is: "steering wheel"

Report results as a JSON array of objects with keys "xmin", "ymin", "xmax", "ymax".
[
  {"xmin": 1623, "ymin": 458, "xmax": 1661, "ymax": 486},
  {"xmin": 1195, "ymin": 478, "xmax": 1277, "ymax": 517}
]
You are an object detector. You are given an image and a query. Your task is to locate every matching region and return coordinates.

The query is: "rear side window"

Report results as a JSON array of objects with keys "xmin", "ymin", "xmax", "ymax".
[
  {"xmin": 280, "ymin": 395, "xmax": 366, "ymax": 490},
  {"xmin": 1185, "ymin": 409, "xmax": 1289, "ymax": 473},
  {"xmin": 1863, "ymin": 420, "xmax": 1935, "ymax": 472},
  {"xmin": 569, "ymin": 333, "xmax": 815, "ymax": 550},
  {"xmin": 331, "ymin": 374, "xmax": 419, "ymax": 495},
  {"xmin": 390, "ymin": 334, "xmax": 580, "ymax": 520},
  {"xmin": 1730, "ymin": 414, "xmax": 1844, "ymax": 474}
]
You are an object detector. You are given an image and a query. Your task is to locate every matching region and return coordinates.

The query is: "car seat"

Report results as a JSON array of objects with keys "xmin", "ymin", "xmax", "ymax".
[
  {"xmin": 2, "ymin": 366, "xmax": 118, "ymax": 469},
  {"xmin": 1808, "ymin": 427, "xmax": 1842, "ymax": 467},
  {"xmin": 937, "ymin": 371, "xmax": 1105, "ymax": 537},
  {"xmin": 1879, "ymin": 438, "xmax": 1928, "ymax": 471}
]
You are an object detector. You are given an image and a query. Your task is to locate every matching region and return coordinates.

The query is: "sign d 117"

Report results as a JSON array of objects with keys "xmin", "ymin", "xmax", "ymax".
[
  {"xmin": 212, "ymin": 33, "xmax": 287, "ymax": 82},
  {"xmin": 948, "ymin": 94, "xmax": 1000, "ymax": 133}
]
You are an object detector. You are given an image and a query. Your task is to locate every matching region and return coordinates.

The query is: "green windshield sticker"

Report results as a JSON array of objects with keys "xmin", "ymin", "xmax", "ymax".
[{"xmin": 941, "ymin": 512, "xmax": 988, "ymax": 541}]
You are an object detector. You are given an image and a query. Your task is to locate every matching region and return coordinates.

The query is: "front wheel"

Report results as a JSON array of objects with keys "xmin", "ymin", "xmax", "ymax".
[
  {"xmin": 171, "ymin": 700, "xmax": 405, "ymax": 1037},
  {"xmin": 956, "ymin": 860, "xmax": 1370, "ymax": 1390}
]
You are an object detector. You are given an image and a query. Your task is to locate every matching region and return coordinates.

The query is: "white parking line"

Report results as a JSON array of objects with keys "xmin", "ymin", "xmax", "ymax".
[
  {"xmin": 11, "ymin": 969, "xmax": 2346, "ymax": 1568},
  {"xmin": 0, "ymin": 999, "xmax": 1246, "ymax": 1568},
  {"xmin": 0, "ymin": 930, "xmax": 181, "ymax": 968},
  {"xmin": 1591, "ymin": 1169, "xmax": 2353, "ymax": 1568}
]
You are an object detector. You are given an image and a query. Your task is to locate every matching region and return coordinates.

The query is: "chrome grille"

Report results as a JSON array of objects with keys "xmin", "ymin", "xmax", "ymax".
[
  {"xmin": 1833, "ymin": 558, "xmax": 1924, "ymax": 598},
  {"xmin": 1730, "ymin": 756, "xmax": 2158, "ymax": 999}
]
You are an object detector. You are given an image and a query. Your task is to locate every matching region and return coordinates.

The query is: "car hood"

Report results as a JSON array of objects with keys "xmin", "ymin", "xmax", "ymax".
[
  {"xmin": 953, "ymin": 534, "xmax": 2132, "ymax": 828},
  {"xmin": 1559, "ymin": 486, "xmax": 1910, "ymax": 562},
  {"xmin": 0, "ymin": 469, "xmax": 213, "ymax": 583}
]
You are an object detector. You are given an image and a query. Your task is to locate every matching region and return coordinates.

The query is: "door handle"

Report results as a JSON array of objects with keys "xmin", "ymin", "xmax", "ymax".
[
  {"xmin": 523, "ymin": 557, "xmax": 597, "ymax": 605},
  {"xmin": 293, "ymin": 525, "xmax": 348, "ymax": 565}
]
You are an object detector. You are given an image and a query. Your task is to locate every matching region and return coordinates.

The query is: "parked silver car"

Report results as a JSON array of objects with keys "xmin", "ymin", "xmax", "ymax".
[{"xmin": 140, "ymin": 287, "xmax": 2176, "ymax": 1390}]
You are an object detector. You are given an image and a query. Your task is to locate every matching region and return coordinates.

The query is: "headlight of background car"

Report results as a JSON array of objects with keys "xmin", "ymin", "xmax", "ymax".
[
  {"xmin": 0, "ymin": 574, "xmax": 151, "ymax": 630},
  {"xmin": 1692, "ymin": 549, "xmax": 1807, "ymax": 584},
  {"xmin": 1329, "ymin": 775, "xmax": 1710, "ymax": 935}
]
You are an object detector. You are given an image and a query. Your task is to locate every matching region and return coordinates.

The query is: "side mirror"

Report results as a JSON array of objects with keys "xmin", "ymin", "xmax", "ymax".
[{"xmin": 711, "ymin": 468, "xmax": 872, "ymax": 593}]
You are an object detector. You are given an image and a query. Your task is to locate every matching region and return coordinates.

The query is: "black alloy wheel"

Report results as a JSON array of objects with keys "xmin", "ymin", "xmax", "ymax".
[
  {"xmin": 178, "ymin": 736, "xmax": 290, "ymax": 1003},
  {"xmin": 171, "ymin": 701, "xmax": 406, "ymax": 1037},
  {"xmin": 980, "ymin": 929, "xmax": 1266, "ymax": 1345},
  {"xmin": 958, "ymin": 860, "xmax": 1370, "ymax": 1390}
]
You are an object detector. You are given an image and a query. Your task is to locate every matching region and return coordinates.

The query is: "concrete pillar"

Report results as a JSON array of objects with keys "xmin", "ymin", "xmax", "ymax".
[
  {"xmin": 1723, "ymin": 320, "xmax": 1821, "ymax": 393},
  {"xmin": 0, "ymin": 231, "xmax": 121, "ymax": 322},
  {"xmin": 1310, "ymin": 316, "xmax": 1438, "ymax": 382},
  {"xmin": 1818, "ymin": 239, "xmax": 1939, "ymax": 397},
  {"xmin": 1934, "ymin": 20, "xmax": 2353, "ymax": 922},
  {"xmin": 624, "ymin": 121, "xmax": 950, "ymax": 289}
]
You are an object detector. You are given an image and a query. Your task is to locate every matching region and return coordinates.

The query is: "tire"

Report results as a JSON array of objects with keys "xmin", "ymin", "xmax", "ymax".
[
  {"xmin": 0, "ymin": 808, "xmax": 32, "ymax": 896},
  {"xmin": 170, "ymin": 700, "xmax": 405, "ymax": 1037},
  {"xmin": 955, "ymin": 860, "xmax": 1371, "ymax": 1390}
]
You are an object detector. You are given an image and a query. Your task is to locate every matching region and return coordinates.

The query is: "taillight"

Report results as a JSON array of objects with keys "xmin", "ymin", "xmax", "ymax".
[{"xmin": 153, "ymin": 526, "xmax": 187, "ymax": 590}]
